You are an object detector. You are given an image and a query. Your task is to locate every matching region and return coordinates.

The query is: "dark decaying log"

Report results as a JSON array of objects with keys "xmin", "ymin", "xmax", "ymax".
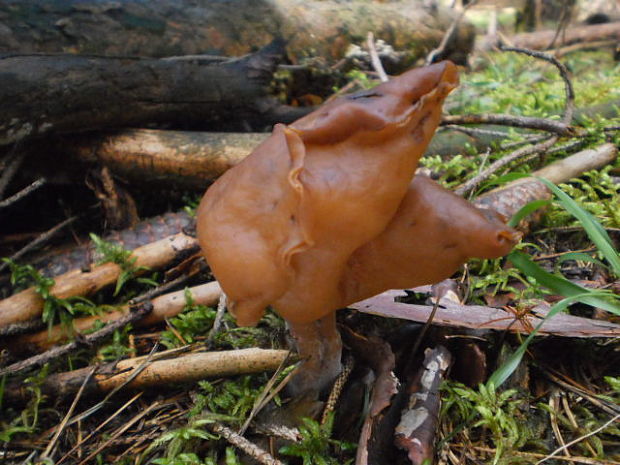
[
  {"xmin": 0, "ymin": 0, "xmax": 474, "ymax": 65},
  {"xmin": 0, "ymin": 41, "xmax": 306, "ymax": 146}
]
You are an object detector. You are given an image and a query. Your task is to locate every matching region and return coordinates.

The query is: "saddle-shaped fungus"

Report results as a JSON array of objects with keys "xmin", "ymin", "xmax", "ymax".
[{"xmin": 197, "ymin": 62, "xmax": 518, "ymax": 396}]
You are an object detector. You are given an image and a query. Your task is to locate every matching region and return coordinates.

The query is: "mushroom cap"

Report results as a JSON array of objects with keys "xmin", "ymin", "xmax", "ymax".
[
  {"xmin": 339, "ymin": 175, "xmax": 522, "ymax": 306},
  {"xmin": 197, "ymin": 62, "xmax": 459, "ymax": 326}
]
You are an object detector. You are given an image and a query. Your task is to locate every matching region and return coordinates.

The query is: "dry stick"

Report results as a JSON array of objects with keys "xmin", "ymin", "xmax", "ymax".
[
  {"xmin": 11, "ymin": 280, "xmax": 222, "ymax": 352},
  {"xmin": 66, "ymin": 343, "xmax": 163, "ymax": 426},
  {"xmin": 0, "ymin": 177, "xmax": 46, "ymax": 209},
  {"xmin": 128, "ymin": 271, "xmax": 193, "ymax": 306},
  {"xmin": 87, "ymin": 348, "xmax": 289, "ymax": 392},
  {"xmin": 206, "ymin": 292, "xmax": 228, "ymax": 348},
  {"xmin": 41, "ymin": 368, "xmax": 96, "ymax": 460},
  {"xmin": 1, "ymin": 348, "xmax": 290, "ymax": 401},
  {"xmin": 0, "ymin": 216, "xmax": 77, "ymax": 275},
  {"xmin": 425, "ymin": 0, "xmax": 478, "ymax": 66},
  {"xmin": 450, "ymin": 444, "xmax": 619, "ymax": 465},
  {"xmin": 556, "ymin": 40, "xmax": 618, "ymax": 57},
  {"xmin": 0, "ymin": 232, "xmax": 199, "ymax": 327},
  {"xmin": 536, "ymin": 414, "xmax": 620, "ymax": 465},
  {"xmin": 454, "ymin": 135, "xmax": 558, "ymax": 196},
  {"xmin": 440, "ymin": 114, "xmax": 573, "ymax": 136},
  {"xmin": 241, "ymin": 364, "xmax": 302, "ymax": 438},
  {"xmin": 211, "ymin": 422, "xmax": 285, "ymax": 465},
  {"xmin": 548, "ymin": 391, "xmax": 570, "ymax": 459},
  {"xmin": 366, "ymin": 32, "xmax": 388, "ymax": 82},
  {"xmin": 0, "ymin": 303, "xmax": 153, "ymax": 377},
  {"xmin": 440, "ymin": 124, "xmax": 525, "ymax": 140},
  {"xmin": 540, "ymin": 366, "xmax": 620, "ymax": 417}
]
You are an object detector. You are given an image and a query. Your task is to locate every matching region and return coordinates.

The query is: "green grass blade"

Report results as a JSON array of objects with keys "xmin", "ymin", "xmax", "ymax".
[
  {"xmin": 488, "ymin": 294, "xmax": 589, "ymax": 388},
  {"xmin": 508, "ymin": 199, "xmax": 551, "ymax": 228},
  {"xmin": 535, "ymin": 177, "xmax": 620, "ymax": 276},
  {"xmin": 555, "ymin": 252, "xmax": 609, "ymax": 272},
  {"xmin": 509, "ymin": 251, "xmax": 620, "ymax": 315}
]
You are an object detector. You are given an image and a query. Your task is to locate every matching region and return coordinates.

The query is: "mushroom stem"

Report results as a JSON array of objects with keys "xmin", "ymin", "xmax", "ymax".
[{"xmin": 286, "ymin": 313, "xmax": 342, "ymax": 397}]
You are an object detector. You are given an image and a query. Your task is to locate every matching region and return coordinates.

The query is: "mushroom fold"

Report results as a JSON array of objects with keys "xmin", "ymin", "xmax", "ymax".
[{"xmin": 197, "ymin": 61, "xmax": 460, "ymax": 326}]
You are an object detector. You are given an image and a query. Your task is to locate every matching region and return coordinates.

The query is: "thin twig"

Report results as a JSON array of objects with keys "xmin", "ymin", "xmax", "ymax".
[
  {"xmin": 540, "ymin": 366, "xmax": 620, "ymax": 417},
  {"xmin": 128, "ymin": 272, "xmax": 192, "ymax": 306},
  {"xmin": 409, "ymin": 299, "xmax": 441, "ymax": 359},
  {"xmin": 66, "ymin": 343, "xmax": 161, "ymax": 426},
  {"xmin": 455, "ymin": 135, "xmax": 558, "ymax": 196},
  {"xmin": 211, "ymin": 422, "xmax": 284, "ymax": 465},
  {"xmin": 440, "ymin": 124, "xmax": 522, "ymax": 140},
  {"xmin": 0, "ymin": 216, "xmax": 77, "ymax": 274},
  {"xmin": 206, "ymin": 292, "xmax": 227, "ymax": 348},
  {"xmin": 499, "ymin": 46, "xmax": 575, "ymax": 125},
  {"xmin": 0, "ymin": 177, "xmax": 47, "ymax": 210},
  {"xmin": 441, "ymin": 114, "xmax": 573, "ymax": 136},
  {"xmin": 0, "ymin": 303, "xmax": 153, "ymax": 377},
  {"xmin": 366, "ymin": 32, "xmax": 388, "ymax": 82},
  {"xmin": 425, "ymin": 0, "xmax": 478, "ymax": 65},
  {"xmin": 536, "ymin": 414, "xmax": 620, "ymax": 464},
  {"xmin": 451, "ymin": 443, "xmax": 619, "ymax": 465}
]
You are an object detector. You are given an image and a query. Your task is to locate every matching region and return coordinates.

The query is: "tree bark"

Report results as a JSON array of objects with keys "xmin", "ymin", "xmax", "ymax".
[
  {"xmin": 0, "ymin": 41, "xmax": 304, "ymax": 145},
  {"xmin": 0, "ymin": 0, "xmax": 474, "ymax": 65},
  {"xmin": 64, "ymin": 130, "xmax": 268, "ymax": 189}
]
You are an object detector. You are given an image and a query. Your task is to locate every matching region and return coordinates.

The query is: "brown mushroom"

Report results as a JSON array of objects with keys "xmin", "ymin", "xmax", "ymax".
[
  {"xmin": 284, "ymin": 176, "xmax": 520, "ymax": 395},
  {"xmin": 198, "ymin": 62, "xmax": 515, "ymax": 397},
  {"xmin": 340, "ymin": 175, "xmax": 522, "ymax": 306}
]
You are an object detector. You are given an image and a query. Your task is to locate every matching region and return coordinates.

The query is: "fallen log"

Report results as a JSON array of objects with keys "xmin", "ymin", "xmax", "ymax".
[
  {"xmin": 0, "ymin": 41, "xmax": 302, "ymax": 146},
  {"xmin": 33, "ymin": 96, "xmax": 618, "ymax": 190},
  {"xmin": 64, "ymin": 130, "xmax": 268, "ymax": 189},
  {"xmin": 0, "ymin": 0, "xmax": 474, "ymax": 66}
]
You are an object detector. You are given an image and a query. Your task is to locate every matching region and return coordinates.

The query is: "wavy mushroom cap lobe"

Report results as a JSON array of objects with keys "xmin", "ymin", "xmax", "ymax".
[{"xmin": 197, "ymin": 62, "xmax": 459, "ymax": 326}]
